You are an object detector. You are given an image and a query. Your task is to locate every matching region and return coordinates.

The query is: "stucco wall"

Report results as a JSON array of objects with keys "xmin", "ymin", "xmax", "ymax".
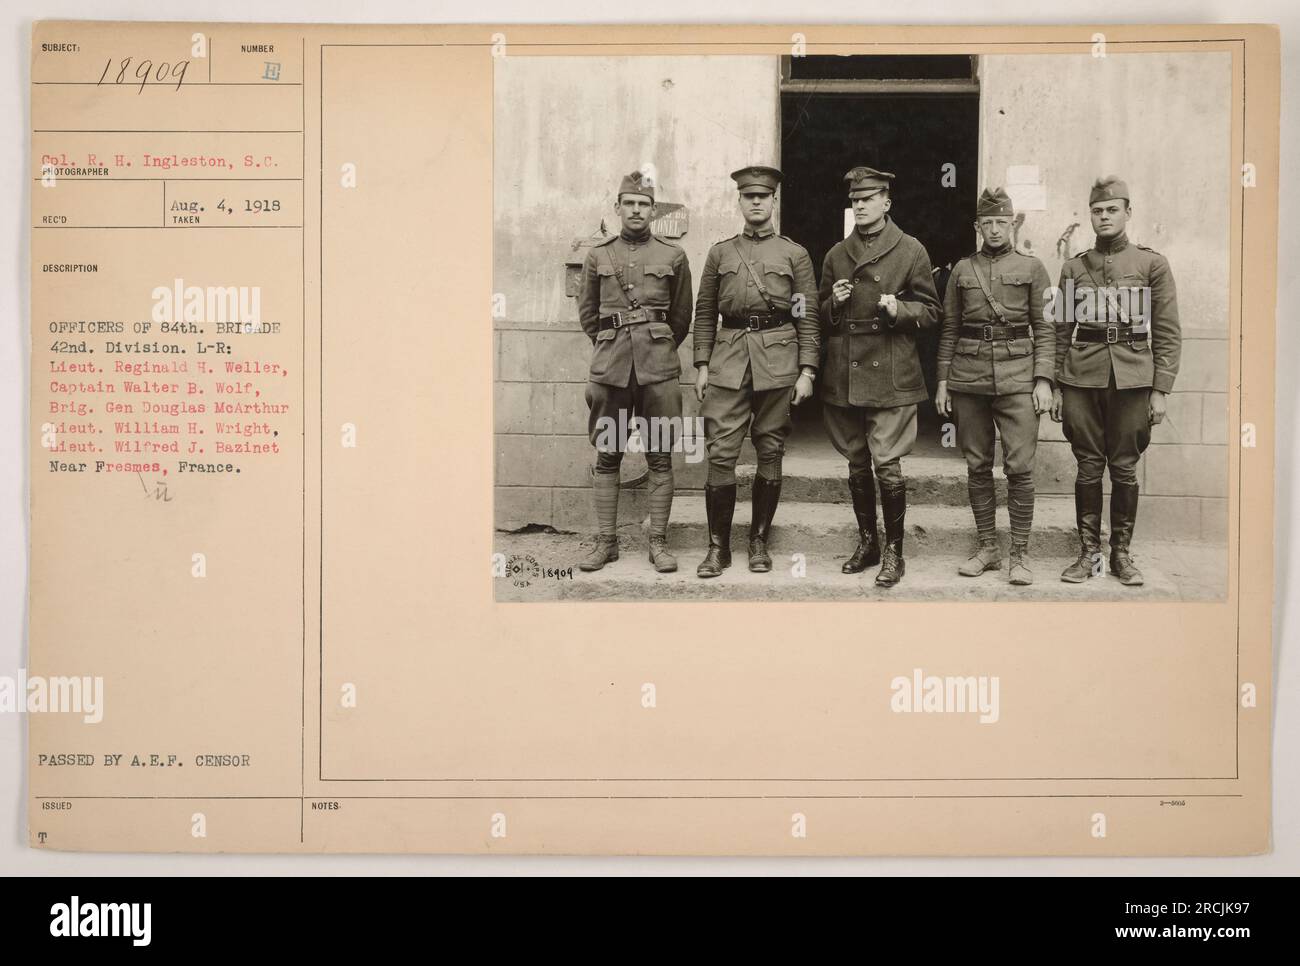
[
  {"xmin": 494, "ymin": 55, "xmax": 780, "ymax": 530},
  {"xmin": 979, "ymin": 52, "xmax": 1232, "ymax": 540}
]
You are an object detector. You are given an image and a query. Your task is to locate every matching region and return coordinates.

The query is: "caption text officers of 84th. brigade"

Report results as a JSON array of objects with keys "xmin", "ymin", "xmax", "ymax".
[
  {"xmin": 575, "ymin": 170, "xmax": 693, "ymax": 575},
  {"xmin": 692, "ymin": 165, "xmax": 820, "ymax": 578}
]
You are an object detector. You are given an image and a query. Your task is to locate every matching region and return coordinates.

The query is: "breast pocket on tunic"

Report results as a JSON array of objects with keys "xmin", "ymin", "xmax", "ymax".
[
  {"xmin": 642, "ymin": 263, "xmax": 675, "ymax": 303},
  {"xmin": 761, "ymin": 261, "xmax": 795, "ymax": 308},
  {"xmin": 596, "ymin": 263, "xmax": 624, "ymax": 305},
  {"xmin": 1117, "ymin": 279, "xmax": 1151, "ymax": 329},
  {"xmin": 1067, "ymin": 279, "xmax": 1098, "ymax": 325},
  {"xmin": 997, "ymin": 272, "xmax": 1032, "ymax": 315},
  {"xmin": 715, "ymin": 260, "xmax": 742, "ymax": 316},
  {"xmin": 957, "ymin": 275, "xmax": 986, "ymax": 316}
]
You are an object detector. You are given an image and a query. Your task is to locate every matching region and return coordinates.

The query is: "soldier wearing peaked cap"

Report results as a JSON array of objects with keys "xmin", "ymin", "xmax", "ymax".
[
  {"xmin": 576, "ymin": 169, "xmax": 693, "ymax": 574},
  {"xmin": 935, "ymin": 187, "xmax": 1055, "ymax": 585},
  {"xmin": 818, "ymin": 165, "xmax": 942, "ymax": 587},
  {"xmin": 692, "ymin": 164, "xmax": 820, "ymax": 577},
  {"xmin": 1049, "ymin": 176, "xmax": 1181, "ymax": 587}
]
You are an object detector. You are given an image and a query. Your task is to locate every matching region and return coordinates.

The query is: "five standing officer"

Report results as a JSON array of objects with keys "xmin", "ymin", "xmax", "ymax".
[
  {"xmin": 572, "ymin": 168, "xmax": 1183, "ymax": 591},
  {"xmin": 817, "ymin": 166, "xmax": 942, "ymax": 587},
  {"xmin": 1050, "ymin": 176, "xmax": 1181, "ymax": 587},
  {"xmin": 576, "ymin": 170, "xmax": 694, "ymax": 574},
  {"xmin": 935, "ymin": 187, "xmax": 1055, "ymax": 585},
  {"xmin": 692, "ymin": 165, "xmax": 820, "ymax": 577}
]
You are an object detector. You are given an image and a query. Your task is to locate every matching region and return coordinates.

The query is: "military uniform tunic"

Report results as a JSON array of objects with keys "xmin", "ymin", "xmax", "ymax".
[
  {"xmin": 1054, "ymin": 232, "xmax": 1181, "ymax": 485},
  {"xmin": 693, "ymin": 223, "xmax": 819, "ymax": 484},
  {"xmin": 937, "ymin": 245, "xmax": 1054, "ymax": 478},
  {"xmin": 578, "ymin": 229, "xmax": 693, "ymax": 453},
  {"xmin": 816, "ymin": 217, "xmax": 940, "ymax": 481}
]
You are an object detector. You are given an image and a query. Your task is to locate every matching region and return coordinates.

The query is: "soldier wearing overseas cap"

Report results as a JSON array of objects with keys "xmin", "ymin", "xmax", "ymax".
[
  {"xmin": 818, "ymin": 165, "xmax": 941, "ymax": 587},
  {"xmin": 576, "ymin": 169, "xmax": 694, "ymax": 573},
  {"xmin": 1049, "ymin": 176, "xmax": 1181, "ymax": 586},
  {"xmin": 692, "ymin": 164, "xmax": 820, "ymax": 577},
  {"xmin": 934, "ymin": 187, "xmax": 1055, "ymax": 585}
]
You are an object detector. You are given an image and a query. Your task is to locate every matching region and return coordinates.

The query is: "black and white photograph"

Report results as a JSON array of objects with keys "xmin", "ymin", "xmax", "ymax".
[
  {"xmin": 493, "ymin": 50, "xmax": 1231, "ymax": 601},
  {"xmin": 7, "ymin": 3, "xmax": 1290, "ymax": 892}
]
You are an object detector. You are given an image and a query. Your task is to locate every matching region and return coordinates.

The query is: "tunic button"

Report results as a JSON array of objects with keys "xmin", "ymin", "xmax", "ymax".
[
  {"xmin": 872, "ymin": 361, "xmax": 879, "ymax": 368},
  {"xmin": 747, "ymin": 280, "xmax": 754, "ymax": 287},
  {"xmin": 874, "ymin": 275, "xmax": 881, "ymax": 282},
  {"xmin": 852, "ymin": 361, "xmax": 860, "ymax": 368},
  {"xmin": 849, "ymin": 323, "xmax": 856, "ymax": 330},
  {"xmin": 872, "ymin": 323, "xmax": 879, "ymax": 330}
]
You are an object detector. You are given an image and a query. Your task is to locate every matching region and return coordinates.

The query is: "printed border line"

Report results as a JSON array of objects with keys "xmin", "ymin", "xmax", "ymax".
[
  {"xmin": 316, "ymin": 36, "xmax": 1249, "ymax": 791},
  {"xmin": 301, "ymin": 34, "xmax": 308, "ymax": 845},
  {"xmin": 36, "ymin": 793, "xmax": 1244, "ymax": 801}
]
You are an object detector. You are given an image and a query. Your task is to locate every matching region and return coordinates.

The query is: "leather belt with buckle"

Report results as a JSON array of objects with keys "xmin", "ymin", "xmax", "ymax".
[
  {"xmin": 598, "ymin": 308, "xmax": 669, "ymax": 331},
  {"xmin": 1073, "ymin": 324, "xmax": 1147, "ymax": 344},
  {"xmin": 960, "ymin": 323, "xmax": 1031, "ymax": 341},
  {"xmin": 721, "ymin": 314, "xmax": 790, "ymax": 331}
]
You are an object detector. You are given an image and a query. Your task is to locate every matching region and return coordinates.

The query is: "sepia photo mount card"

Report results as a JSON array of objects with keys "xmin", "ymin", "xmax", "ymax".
[{"xmin": 27, "ymin": 21, "xmax": 1278, "ymax": 854}]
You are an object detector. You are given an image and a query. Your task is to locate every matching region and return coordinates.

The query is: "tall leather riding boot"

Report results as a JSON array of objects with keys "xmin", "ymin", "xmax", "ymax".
[
  {"xmin": 1108, "ymin": 481, "xmax": 1144, "ymax": 586},
  {"xmin": 1060, "ymin": 480, "xmax": 1103, "ymax": 582},
  {"xmin": 696, "ymin": 482, "xmax": 736, "ymax": 578},
  {"xmin": 747, "ymin": 475, "xmax": 781, "ymax": 573},
  {"xmin": 842, "ymin": 472, "xmax": 881, "ymax": 574},
  {"xmin": 874, "ymin": 481, "xmax": 907, "ymax": 588}
]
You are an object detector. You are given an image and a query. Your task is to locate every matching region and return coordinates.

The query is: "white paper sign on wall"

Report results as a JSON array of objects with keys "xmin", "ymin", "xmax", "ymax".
[{"xmin": 1006, "ymin": 165, "xmax": 1046, "ymax": 211}]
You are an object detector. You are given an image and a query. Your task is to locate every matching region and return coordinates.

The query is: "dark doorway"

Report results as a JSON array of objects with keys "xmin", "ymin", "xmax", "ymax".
[{"xmin": 778, "ymin": 57, "xmax": 980, "ymax": 456}]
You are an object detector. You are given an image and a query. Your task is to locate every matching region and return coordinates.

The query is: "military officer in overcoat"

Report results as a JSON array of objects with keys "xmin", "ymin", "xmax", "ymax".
[
  {"xmin": 818, "ymin": 166, "xmax": 941, "ymax": 587},
  {"xmin": 693, "ymin": 164, "xmax": 820, "ymax": 577},
  {"xmin": 576, "ymin": 170, "xmax": 693, "ymax": 573},
  {"xmin": 1049, "ymin": 176, "xmax": 1181, "ymax": 586},
  {"xmin": 935, "ymin": 187, "xmax": 1055, "ymax": 585}
]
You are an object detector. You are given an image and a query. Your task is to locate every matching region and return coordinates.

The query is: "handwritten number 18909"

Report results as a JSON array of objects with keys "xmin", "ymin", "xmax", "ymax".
[{"xmin": 96, "ymin": 57, "xmax": 189, "ymax": 93}]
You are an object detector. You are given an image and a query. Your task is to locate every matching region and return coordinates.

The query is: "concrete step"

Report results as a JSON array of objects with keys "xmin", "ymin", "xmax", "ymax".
[
  {"xmin": 646, "ymin": 497, "xmax": 1086, "ymax": 556},
  {"xmin": 494, "ymin": 533, "xmax": 1186, "ymax": 602},
  {"xmin": 735, "ymin": 454, "xmax": 1004, "ymax": 506}
]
